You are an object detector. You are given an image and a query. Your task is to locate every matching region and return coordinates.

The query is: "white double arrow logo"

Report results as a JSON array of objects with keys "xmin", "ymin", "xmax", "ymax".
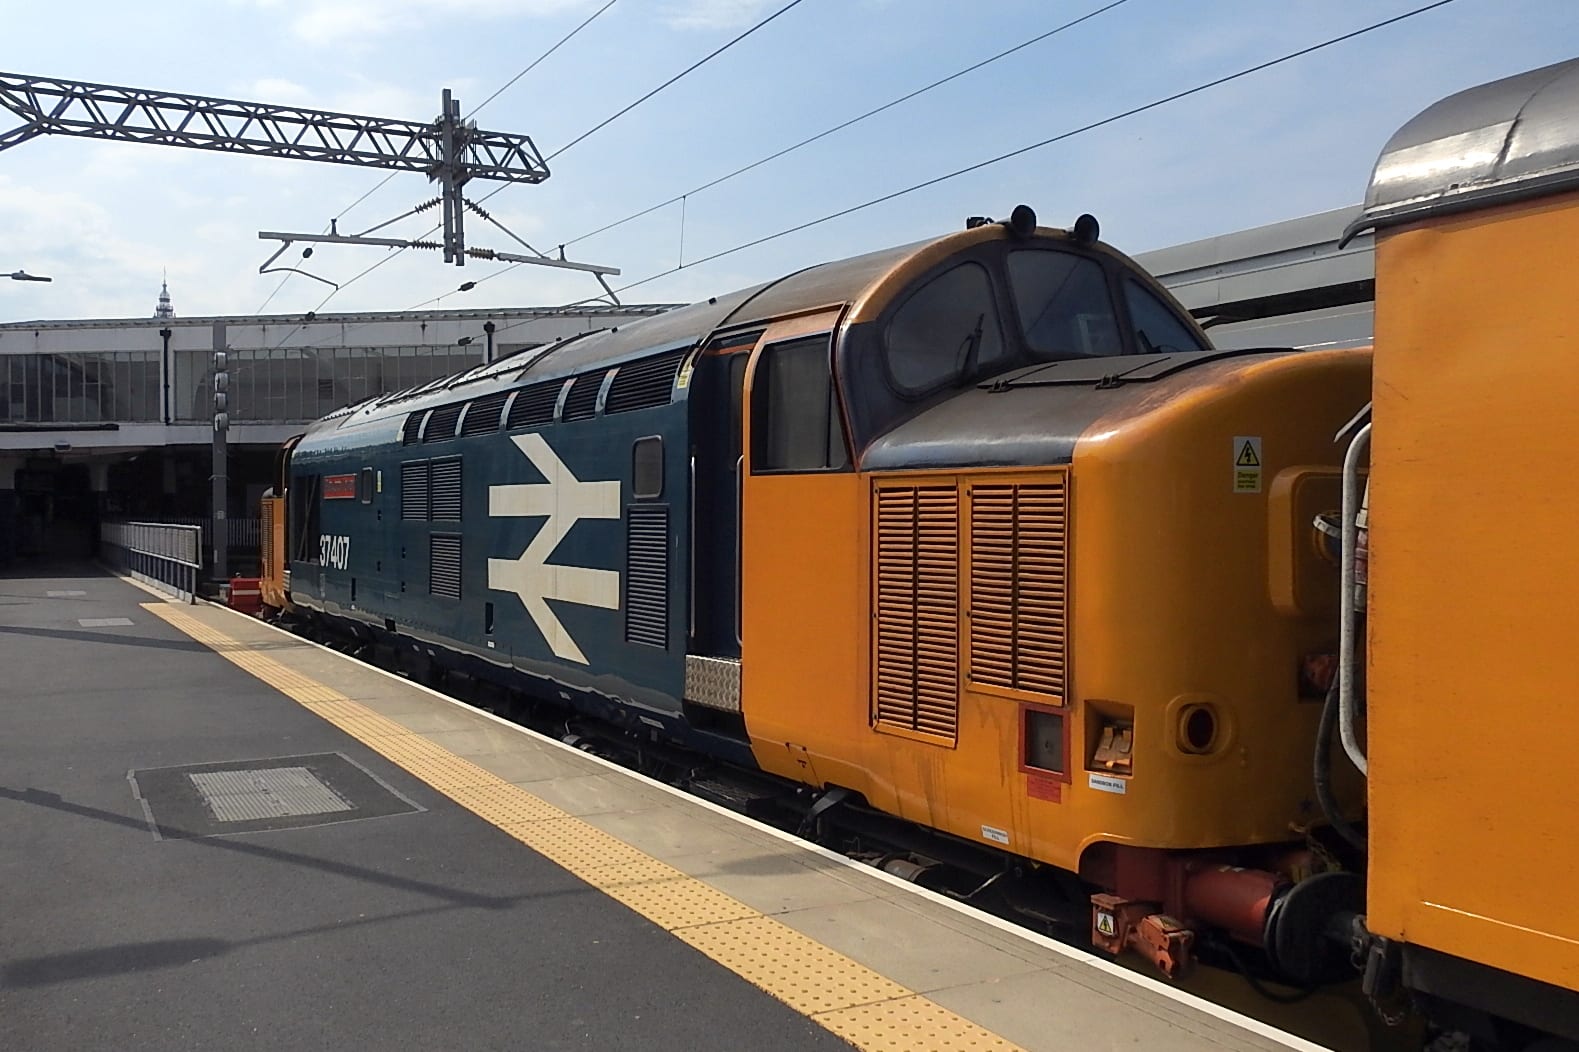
[{"xmin": 487, "ymin": 433, "xmax": 620, "ymax": 664}]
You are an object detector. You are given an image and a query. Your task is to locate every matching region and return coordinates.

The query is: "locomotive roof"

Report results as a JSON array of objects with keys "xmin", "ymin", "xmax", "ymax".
[
  {"xmin": 327, "ymin": 237, "xmax": 927, "ymax": 429},
  {"xmin": 537, "ymin": 239, "xmax": 923, "ymax": 376},
  {"xmin": 1350, "ymin": 56, "xmax": 1579, "ymax": 237}
]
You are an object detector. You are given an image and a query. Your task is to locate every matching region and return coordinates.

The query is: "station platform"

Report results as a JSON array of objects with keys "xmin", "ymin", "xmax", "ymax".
[{"xmin": 0, "ymin": 567, "xmax": 1347, "ymax": 1051}]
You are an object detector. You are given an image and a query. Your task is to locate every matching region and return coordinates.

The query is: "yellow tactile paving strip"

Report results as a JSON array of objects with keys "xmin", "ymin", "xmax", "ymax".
[{"xmin": 144, "ymin": 603, "xmax": 1023, "ymax": 1052}]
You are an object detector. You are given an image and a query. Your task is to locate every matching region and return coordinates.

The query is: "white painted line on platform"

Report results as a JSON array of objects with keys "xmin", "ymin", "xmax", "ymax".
[
  {"xmin": 47, "ymin": 590, "xmax": 87, "ymax": 597},
  {"xmin": 213, "ymin": 601, "xmax": 1331, "ymax": 1052},
  {"xmin": 78, "ymin": 617, "xmax": 134, "ymax": 627}
]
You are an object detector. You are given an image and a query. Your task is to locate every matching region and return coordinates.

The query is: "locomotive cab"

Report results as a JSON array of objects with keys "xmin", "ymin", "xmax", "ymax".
[{"xmin": 716, "ymin": 214, "xmax": 1370, "ymax": 979}]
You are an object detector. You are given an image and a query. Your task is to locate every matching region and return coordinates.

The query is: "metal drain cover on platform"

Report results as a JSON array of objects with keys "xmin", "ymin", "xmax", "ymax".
[
  {"xmin": 188, "ymin": 767, "xmax": 354, "ymax": 821},
  {"xmin": 130, "ymin": 752, "xmax": 422, "ymax": 840}
]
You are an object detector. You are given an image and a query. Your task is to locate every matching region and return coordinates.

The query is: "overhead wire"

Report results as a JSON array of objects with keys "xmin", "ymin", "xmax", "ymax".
[
  {"xmin": 272, "ymin": 0, "xmax": 1459, "ymax": 356},
  {"xmin": 336, "ymin": 172, "xmax": 401, "ymax": 222},
  {"xmin": 456, "ymin": 0, "xmax": 1130, "ymax": 299},
  {"xmin": 479, "ymin": 0, "xmax": 1461, "ymax": 341},
  {"xmin": 562, "ymin": 0, "xmax": 1131, "ymax": 250},
  {"xmin": 266, "ymin": 247, "xmax": 420, "ymax": 350},
  {"xmin": 255, "ymin": 1, "xmax": 800, "ymax": 351},
  {"xmin": 543, "ymin": 0, "xmax": 809, "ymax": 162},
  {"xmin": 255, "ymin": 3, "xmax": 618, "ymax": 320},
  {"xmin": 376, "ymin": 0, "xmax": 820, "ymax": 315},
  {"xmin": 256, "ymin": 1, "xmax": 625, "ymax": 334},
  {"xmin": 473, "ymin": 0, "xmax": 620, "ymax": 116}
]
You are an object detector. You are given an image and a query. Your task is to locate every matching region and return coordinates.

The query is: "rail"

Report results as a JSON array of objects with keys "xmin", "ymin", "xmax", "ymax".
[{"xmin": 100, "ymin": 521, "xmax": 203, "ymax": 603}]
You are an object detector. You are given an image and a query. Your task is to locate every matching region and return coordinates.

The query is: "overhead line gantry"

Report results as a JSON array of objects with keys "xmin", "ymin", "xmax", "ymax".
[{"xmin": 0, "ymin": 72, "xmax": 617, "ymax": 288}]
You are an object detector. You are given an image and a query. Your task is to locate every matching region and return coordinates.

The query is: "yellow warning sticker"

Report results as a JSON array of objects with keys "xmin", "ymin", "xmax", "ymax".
[{"xmin": 1233, "ymin": 436, "xmax": 1262, "ymax": 493}]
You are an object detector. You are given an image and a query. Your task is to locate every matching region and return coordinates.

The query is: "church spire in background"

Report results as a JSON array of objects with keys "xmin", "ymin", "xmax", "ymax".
[{"xmin": 153, "ymin": 270, "xmax": 174, "ymax": 319}]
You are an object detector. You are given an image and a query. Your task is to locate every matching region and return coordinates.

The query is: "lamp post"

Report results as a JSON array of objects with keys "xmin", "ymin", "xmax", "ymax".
[
  {"xmin": 158, "ymin": 327, "xmax": 173, "ymax": 424},
  {"xmin": 211, "ymin": 326, "xmax": 229, "ymax": 582},
  {"xmin": 7, "ymin": 270, "xmax": 52, "ymax": 282}
]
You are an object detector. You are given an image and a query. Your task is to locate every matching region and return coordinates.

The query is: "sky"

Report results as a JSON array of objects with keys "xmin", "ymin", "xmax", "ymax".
[{"xmin": 2, "ymin": 0, "xmax": 1577, "ymax": 323}]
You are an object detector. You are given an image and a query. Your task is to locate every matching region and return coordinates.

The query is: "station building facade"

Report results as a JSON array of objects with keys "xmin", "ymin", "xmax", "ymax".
[{"xmin": 0, "ymin": 304, "xmax": 677, "ymax": 563}]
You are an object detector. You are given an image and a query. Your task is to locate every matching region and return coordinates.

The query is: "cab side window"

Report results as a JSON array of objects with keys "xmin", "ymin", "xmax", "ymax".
[
  {"xmin": 290, "ymin": 474, "xmax": 322, "ymax": 562},
  {"xmin": 752, "ymin": 335, "xmax": 849, "ymax": 473},
  {"xmin": 1123, "ymin": 279, "xmax": 1207, "ymax": 354}
]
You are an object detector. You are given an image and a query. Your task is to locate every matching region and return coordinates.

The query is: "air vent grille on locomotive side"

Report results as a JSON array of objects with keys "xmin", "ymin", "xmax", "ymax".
[
  {"xmin": 424, "ymin": 403, "xmax": 464, "ymax": 442},
  {"xmin": 401, "ymin": 411, "xmax": 425, "ymax": 445},
  {"xmin": 429, "ymin": 534, "xmax": 462, "ymax": 600},
  {"xmin": 873, "ymin": 483, "xmax": 960, "ymax": 743},
  {"xmin": 401, "ymin": 461, "xmax": 428, "ymax": 520},
  {"xmin": 506, "ymin": 379, "xmax": 562, "ymax": 429},
  {"xmin": 563, "ymin": 370, "xmax": 607, "ymax": 422},
  {"xmin": 606, "ymin": 350, "xmax": 687, "ymax": 414},
  {"xmin": 970, "ymin": 480, "xmax": 1067, "ymax": 702},
  {"xmin": 460, "ymin": 391, "xmax": 509, "ymax": 437},
  {"xmin": 429, "ymin": 457, "xmax": 463, "ymax": 521},
  {"xmin": 625, "ymin": 506, "xmax": 669, "ymax": 648}
]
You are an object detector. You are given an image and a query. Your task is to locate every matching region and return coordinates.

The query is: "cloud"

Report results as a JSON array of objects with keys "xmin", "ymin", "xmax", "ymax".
[
  {"xmin": 659, "ymin": 0, "xmax": 776, "ymax": 30},
  {"xmin": 246, "ymin": 78, "xmax": 314, "ymax": 105},
  {"xmin": 244, "ymin": 0, "xmax": 595, "ymax": 45}
]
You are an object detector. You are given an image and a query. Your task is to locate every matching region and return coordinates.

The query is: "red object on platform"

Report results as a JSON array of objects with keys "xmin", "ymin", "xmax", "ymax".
[{"xmin": 228, "ymin": 576, "xmax": 263, "ymax": 615}]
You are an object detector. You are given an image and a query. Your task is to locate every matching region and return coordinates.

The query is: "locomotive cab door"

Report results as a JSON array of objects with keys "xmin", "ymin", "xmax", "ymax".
[
  {"xmin": 687, "ymin": 333, "xmax": 755, "ymax": 662},
  {"xmin": 732, "ymin": 311, "xmax": 863, "ymax": 784}
]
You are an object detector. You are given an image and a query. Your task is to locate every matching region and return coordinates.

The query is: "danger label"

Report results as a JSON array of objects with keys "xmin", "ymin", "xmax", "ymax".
[
  {"xmin": 1233, "ymin": 436, "xmax": 1262, "ymax": 494},
  {"xmin": 1096, "ymin": 910, "xmax": 1117, "ymax": 936}
]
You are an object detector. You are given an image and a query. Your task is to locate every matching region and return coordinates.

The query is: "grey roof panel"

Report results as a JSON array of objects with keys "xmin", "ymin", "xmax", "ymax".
[
  {"xmin": 1136, "ymin": 207, "xmax": 1371, "ymax": 314},
  {"xmin": 1354, "ymin": 57, "xmax": 1579, "ymax": 235},
  {"xmin": 1206, "ymin": 303, "xmax": 1374, "ymax": 350}
]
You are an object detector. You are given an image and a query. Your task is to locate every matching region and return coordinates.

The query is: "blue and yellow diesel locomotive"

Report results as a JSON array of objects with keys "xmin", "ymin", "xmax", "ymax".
[{"xmin": 264, "ymin": 207, "xmax": 1371, "ymax": 984}]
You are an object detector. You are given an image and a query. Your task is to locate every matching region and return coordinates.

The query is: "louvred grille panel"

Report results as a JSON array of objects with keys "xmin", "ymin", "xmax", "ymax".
[
  {"xmin": 400, "ymin": 461, "xmax": 428, "ymax": 520},
  {"xmin": 460, "ymin": 391, "xmax": 508, "ymax": 436},
  {"xmin": 624, "ymin": 506, "xmax": 668, "ymax": 648},
  {"xmin": 970, "ymin": 480, "xmax": 1067, "ymax": 701},
  {"xmin": 429, "ymin": 457, "xmax": 462, "ymax": 522},
  {"xmin": 506, "ymin": 380, "xmax": 562, "ymax": 429},
  {"xmin": 562, "ymin": 370, "xmax": 606, "ymax": 422},
  {"xmin": 874, "ymin": 483, "xmax": 959, "ymax": 742},
  {"xmin": 606, "ymin": 350, "xmax": 685, "ymax": 414},
  {"xmin": 429, "ymin": 534, "xmax": 461, "ymax": 600},
  {"xmin": 424, "ymin": 402, "xmax": 463, "ymax": 442}
]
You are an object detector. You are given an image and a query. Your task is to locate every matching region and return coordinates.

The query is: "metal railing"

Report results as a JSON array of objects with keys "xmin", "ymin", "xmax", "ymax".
[
  {"xmin": 100, "ymin": 521, "xmax": 203, "ymax": 602},
  {"xmin": 134, "ymin": 516, "xmax": 262, "ymax": 575}
]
